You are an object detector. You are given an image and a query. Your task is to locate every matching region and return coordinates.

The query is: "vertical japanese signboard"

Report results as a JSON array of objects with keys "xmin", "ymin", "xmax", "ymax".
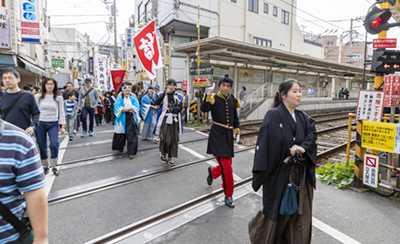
[
  {"xmin": 383, "ymin": 75, "xmax": 400, "ymax": 107},
  {"xmin": 126, "ymin": 28, "xmax": 132, "ymax": 48},
  {"xmin": 21, "ymin": 0, "xmax": 40, "ymax": 43},
  {"xmin": 0, "ymin": 0, "xmax": 10, "ymax": 49},
  {"xmin": 363, "ymin": 155, "xmax": 379, "ymax": 188},
  {"xmin": 97, "ymin": 60, "xmax": 107, "ymax": 90},
  {"xmin": 43, "ymin": 40, "xmax": 51, "ymax": 68},
  {"xmin": 356, "ymin": 90, "xmax": 385, "ymax": 121},
  {"xmin": 122, "ymin": 40, "xmax": 126, "ymax": 62},
  {"xmin": 89, "ymin": 57, "xmax": 94, "ymax": 75},
  {"xmin": 182, "ymin": 80, "xmax": 188, "ymax": 90},
  {"xmin": 126, "ymin": 51, "xmax": 134, "ymax": 72}
]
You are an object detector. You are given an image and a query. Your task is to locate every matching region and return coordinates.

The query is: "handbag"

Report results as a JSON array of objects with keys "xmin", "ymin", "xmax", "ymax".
[
  {"xmin": 279, "ymin": 182, "xmax": 298, "ymax": 216},
  {"xmin": 0, "ymin": 201, "xmax": 33, "ymax": 244}
]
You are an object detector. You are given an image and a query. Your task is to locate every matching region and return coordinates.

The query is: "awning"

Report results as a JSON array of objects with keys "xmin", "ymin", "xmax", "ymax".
[
  {"xmin": 17, "ymin": 57, "xmax": 49, "ymax": 77},
  {"xmin": 0, "ymin": 54, "xmax": 15, "ymax": 69}
]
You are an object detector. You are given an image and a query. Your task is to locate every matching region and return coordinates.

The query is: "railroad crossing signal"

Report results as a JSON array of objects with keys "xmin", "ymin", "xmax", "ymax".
[
  {"xmin": 371, "ymin": 50, "xmax": 400, "ymax": 73},
  {"xmin": 364, "ymin": 6, "xmax": 392, "ymax": 35}
]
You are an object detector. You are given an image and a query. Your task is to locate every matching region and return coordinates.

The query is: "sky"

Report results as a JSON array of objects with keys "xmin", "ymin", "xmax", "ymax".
[{"xmin": 46, "ymin": 0, "xmax": 400, "ymax": 45}]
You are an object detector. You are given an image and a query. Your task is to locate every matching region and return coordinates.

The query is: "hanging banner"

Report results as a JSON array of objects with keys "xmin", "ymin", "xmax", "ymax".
[
  {"xmin": 111, "ymin": 70, "xmax": 126, "ymax": 92},
  {"xmin": 89, "ymin": 57, "xmax": 94, "ymax": 75},
  {"xmin": 356, "ymin": 90, "xmax": 385, "ymax": 122},
  {"xmin": 126, "ymin": 28, "xmax": 132, "ymax": 49},
  {"xmin": 96, "ymin": 60, "xmax": 108, "ymax": 90},
  {"xmin": 0, "ymin": 0, "xmax": 11, "ymax": 49},
  {"xmin": 126, "ymin": 50, "xmax": 134, "ymax": 72},
  {"xmin": 43, "ymin": 40, "xmax": 51, "ymax": 68},
  {"xmin": 21, "ymin": 0, "xmax": 40, "ymax": 43},
  {"xmin": 383, "ymin": 75, "xmax": 400, "ymax": 107},
  {"xmin": 133, "ymin": 19, "xmax": 163, "ymax": 80}
]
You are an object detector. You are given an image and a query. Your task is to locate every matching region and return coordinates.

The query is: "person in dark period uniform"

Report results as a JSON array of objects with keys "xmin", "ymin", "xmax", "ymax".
[
  {"xmin": 153, "ymin": 79, "xmax": 183, "ymax": 166},
  {"xmin": 201, "ymin": 74, "xmax": 241, "ymax": 208},
  {"xmin": 250, "ymin": 79, "xmax": 317, "ymax": 244}
]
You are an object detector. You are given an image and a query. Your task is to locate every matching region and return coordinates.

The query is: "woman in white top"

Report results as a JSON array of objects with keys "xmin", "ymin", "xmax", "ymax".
[{"xmin": 35, "ymin": 78, "xmax": 66, "ymax": 176}]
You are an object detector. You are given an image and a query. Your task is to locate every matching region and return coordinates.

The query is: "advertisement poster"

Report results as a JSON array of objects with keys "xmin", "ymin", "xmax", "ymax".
[
  {"xmin": 383, "ymin": 75, "xmax": 400, "ymax": 107},
  {"xmin": 273, "ymin": 72, "xmax": 283, "ymax": 84},
  {"xmin": 253, "ymin": 70, "xmax": 265, "ymax": 83},
  {"xmin": 212, "ymin": 66, "xmax": 230, "ymax": 81},
  {"xmin": 239, "ymin": 69, "xmax": 253, "ymax": 82},
  {"xmin": 0, "ymin": 0, "xmax": 10, "ymax": 49}
]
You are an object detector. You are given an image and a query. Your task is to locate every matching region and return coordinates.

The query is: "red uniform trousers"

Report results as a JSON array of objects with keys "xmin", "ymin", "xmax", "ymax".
[{"xmin": 211, "ymin": 156, "xmax": 234, "ymax": 197}]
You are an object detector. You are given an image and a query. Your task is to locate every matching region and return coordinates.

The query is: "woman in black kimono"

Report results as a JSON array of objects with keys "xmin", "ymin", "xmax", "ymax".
[{"xmin": 251, "ymin": 79, "xmax": 317, "ymax": 244}]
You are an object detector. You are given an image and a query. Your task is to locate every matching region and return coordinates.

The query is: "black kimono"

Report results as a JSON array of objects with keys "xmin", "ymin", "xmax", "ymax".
[
  {"xmin": 201, "ymin": 92, "xmax": 240, "ymax": 158},
  {"xmin": 251, "ymin": 103, "xmax": 317, "ymax": 243}
]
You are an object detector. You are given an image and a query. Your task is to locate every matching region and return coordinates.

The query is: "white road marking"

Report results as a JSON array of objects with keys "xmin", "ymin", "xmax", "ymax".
[
  {"xmin": 312, "ymin": 217, "xmax": 362, "ymax": 244},
  {"xmin": 178, "ymin": 144, "xmax": 242, "ymax": 181},
  {"xmin": 44, "ymin": 135, "xmax": 69, "ymax": 196},
  {"xmin": 195, "ymin": 130, "xmax": 209, "ymax": 137}
]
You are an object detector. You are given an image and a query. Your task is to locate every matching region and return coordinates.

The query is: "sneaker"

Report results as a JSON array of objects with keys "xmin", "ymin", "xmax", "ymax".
[
  {"xmin": 153, "ymin": 138, "xmax": 160, "ymax": 143},
  {"xmin": 89, "ymin": 131, "xmax": 93, "ymax": 136},
  {"xmin": 73, "ymin": 130, "xmax": 77, "ymax": 135},
  {"xmin": 52, "ymin": 168, "xmax": 59, "ymax": 176},
  {"xmin": 43, "ymin": 167, "xmax": 50, "ymax": 175},
  {"xmin": 69, "ymin": 136, "xmax": 73, "ymax": 141},
  {"xmin": 81, "ymin": 131, "xmax": 87, "ymax": 137}
]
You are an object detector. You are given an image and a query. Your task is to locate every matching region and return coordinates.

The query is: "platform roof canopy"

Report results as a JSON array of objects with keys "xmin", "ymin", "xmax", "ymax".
[{"xmin": 172, "ymin": 36, "xmax": 369, "ymax": 79}]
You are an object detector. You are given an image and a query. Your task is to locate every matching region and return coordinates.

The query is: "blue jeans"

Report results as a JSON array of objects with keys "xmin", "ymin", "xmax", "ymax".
[
  {"xmin": 82, "ymin": 106, "xmax": 95, "ymax": 132},
  {"xmin": 35, "ymin": 121, "xmax": 59, "ymax": 160}
]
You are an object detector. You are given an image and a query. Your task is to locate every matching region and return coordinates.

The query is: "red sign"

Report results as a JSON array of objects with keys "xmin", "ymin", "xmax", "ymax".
[
  {"xmin": 373, "ymin": 38, "xmax": 397, "ymax": 48},
  {"xmin": 133, "ymin": 20, "xmax": 162, "ymax": 80},
  {"xmin": 383, "ymin": 75, "xmax": 400, "ymax": 107},
  {"xmin": 21, "ymin": 22, "xmax": 40, "ymax": 28},
  {"xmin": 22, "ymin": 29, "xmax": 40, "ymax": 35},
  {"xmin": 182, "ymin": 80, "xmax": 188, "ymax": 90},
  {"xmin": 366, "ymin": 156, "xmax": 377, "ymax": 167},
  {"xmin": 111, "ymin": 70, "xmax": 126, "ymax": 93}
]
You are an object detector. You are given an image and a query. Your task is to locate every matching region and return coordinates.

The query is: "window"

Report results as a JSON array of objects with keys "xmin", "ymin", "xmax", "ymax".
[
  {"xmin": 273, "ymin": 6, "xmax": 277, "ymax": 16},
  {"xmin": 282, "ymin": 10, "xmax": 289, "ymax": 24},
  {"xmin": 254, "ymin": 37, "xmax": 272, "ymax": 47},
  {"xmin": 138, "ymin": 3, "xmax": 142, "ymax": 25},
  {"xmin": 231, "ymin": 0, "xmax": 236, "ymax": 2},
  {"xmin": 248, "ymin": 0, "xmax": 258, "ymax": 13},
  {"xmin": 263, "ymin": 3, "xmax": 268, "ymax": 13},
  {"xmin": 353, "ymin": 52, "xmax": 363, "ymax": 62},
  {"xmin": 327, "ymin": 41, "xmax": 334, "ymax": 46}
]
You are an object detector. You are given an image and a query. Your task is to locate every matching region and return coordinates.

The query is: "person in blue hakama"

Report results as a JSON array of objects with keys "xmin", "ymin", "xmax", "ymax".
[{"xmin": 140, "ymin": 86, "xmax": 158, "ymax": 142}]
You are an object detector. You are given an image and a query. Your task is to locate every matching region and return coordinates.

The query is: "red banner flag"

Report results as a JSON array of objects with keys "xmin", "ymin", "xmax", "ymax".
[
  {"xmin": 133, "ymin": 20, "xmax": 162, "ymax": 80},
  {"xmin": 111, "ymin": 70, "xmax": 126, "ymax": 92}
]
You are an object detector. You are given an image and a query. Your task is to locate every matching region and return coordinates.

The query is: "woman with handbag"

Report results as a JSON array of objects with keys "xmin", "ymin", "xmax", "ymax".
[
  {"xmin": 250, "ymin": 79, "xmax": 317, "ymax": 244},
  {"xmin": 35, "ymin": 77, "xmax": 66, "ymax": 176}
]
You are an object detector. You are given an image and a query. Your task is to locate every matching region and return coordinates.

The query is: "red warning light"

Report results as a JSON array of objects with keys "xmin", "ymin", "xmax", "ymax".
[{"xmin": 371, "ymin": 17, "xmax": 382, "ymax": 28}]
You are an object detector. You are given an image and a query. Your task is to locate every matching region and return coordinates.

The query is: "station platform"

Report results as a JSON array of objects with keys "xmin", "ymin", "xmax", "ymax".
[{"xmin": 244, "ymin": 98, "xmax": 357, "ymax": 121}]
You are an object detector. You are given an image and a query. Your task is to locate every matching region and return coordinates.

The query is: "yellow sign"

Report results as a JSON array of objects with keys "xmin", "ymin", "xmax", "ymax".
[
  {"xmin": 239, "ymin": 69, "xmax": 253, "ymax": 82},
  {"xmin": 362, "ymin": 121, "xmax": 397, "ymax": 153},
  {"xmin": 73, "ymin": 72, "xmax": 78, "ymax": 80},
  {"xmin": 121, "ymin": 62, "xmax": 127, "ymax": 70}
]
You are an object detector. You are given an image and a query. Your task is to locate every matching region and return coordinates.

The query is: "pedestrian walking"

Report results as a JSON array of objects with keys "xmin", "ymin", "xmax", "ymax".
[
  {"xmin": 249, "ymin": 79, "xmax": 317, "ymax": 244},
  {"xmin": 77, "ymin": 78, "xmax": 100, "ymax": 137},
  {"xmin": 182, "ymin": 90, "xmax": 189, "ymax": 124},
  {"xmin": 140, "ymin": 86, "xmax": 158, "ymax": 141},
  {"xmin": 201, "ymin": 75, "xmax": 241, "ymax": 208},
  {"xmin": 0, "ymin": 116, "xmax": 48, "ymax": 244},
  {"xmin": 104, "ymin": 92, "xmax": 113, "ymax": 123},
  {"xmin": 35, "ymin": 78, "xmax": 66, "ymax": 176},
  {"xmin": 112, "ymin": 82, "xmax": 140, "ymax": 159},
  {"xmin": 0, "ymin": 68, "xmax": 39, "ymax": 135},
  {"xmin": 111, "ymin": 90, "xmax": 116, "ymax": 125},
  {"xmin": 64, "ymin": 91, "xmax": 78, "ymax": 141},
  {"xmin": 131, "ymin": 84, "xmax": 142, "ymax": 135},
  {"xmin": 62, "ymin": 82, "xmax": 80, "ymax": 133},
  {"xmin": 153, "ymin": 79, "xmax": 183, "ymax": 166},
  {"xmin": 95, "ymin": 89, "xmax": 104, "ymax": 126}
]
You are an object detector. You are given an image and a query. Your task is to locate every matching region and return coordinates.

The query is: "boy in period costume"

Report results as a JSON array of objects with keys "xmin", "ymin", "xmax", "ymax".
[
  {"xmin": 140, "ymin": 86, "xmax": 158, "ymax": 141},
  {"xmin": 201, "ymin": 75, "xmax": 241, "ymax": 208},
  {"xmin": 153, "ymin": 79, "xmax": 183, "ymax": 166}
]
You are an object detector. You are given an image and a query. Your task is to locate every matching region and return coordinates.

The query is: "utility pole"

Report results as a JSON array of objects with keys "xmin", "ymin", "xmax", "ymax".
[
  {"xmin": 113, "ymin": 0, "xmax": 118, "ymax": 63},
  {"xmin": 349, "ymin": 18, "xmax": 353, "ymax": 65}
]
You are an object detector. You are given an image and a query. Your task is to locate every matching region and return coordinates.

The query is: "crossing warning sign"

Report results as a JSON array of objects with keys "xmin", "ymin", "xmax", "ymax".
[
  {"xmin": 363, "ymin": 155, "xmax": 379, "ymax": 188},
  {"xmin": 362, "ymin": 121, "xmax": 397, "ymax": 153},
  {"xmin": 356, "ymin": 90, "xmax": 385, "ymax": 121}
]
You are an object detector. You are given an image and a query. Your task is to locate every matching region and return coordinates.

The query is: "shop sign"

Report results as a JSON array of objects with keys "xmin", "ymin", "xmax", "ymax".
[
  {"xmin": 0, "ymin": 0, "xmax": 11, "ymax": 49},
  {"xmin": 126, "ymin": 28, "xmax": 132, "ymax": 48},
  {"xmin": 190, "ymin": 65, "xmax": 214, "ymax": 75},
  {"xmin": 89, "ymin": 57, "xmax": 93, "ymax": 75},
  {"xmin": 52, "ymin": 58, "xmax": 64, "ymax": 69},
  {"xmin": 21, "ymin": 0, "xmax": 40, "ymax": 43},
  {"xmin": 183, "ymin": 80, "xmax": 187, "ymax": 90},
  {"xmin": 44, "ymin": 40, "xmax": 51, "ymax": 68},
  {"xmin": 356, "ymin": 90, "xmax": 385, "ymax": 121}
]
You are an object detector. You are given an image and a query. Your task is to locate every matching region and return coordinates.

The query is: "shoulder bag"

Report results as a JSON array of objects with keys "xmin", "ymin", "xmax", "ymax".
[
  {"xmin": 0, "ymin": 201, "xmax": 33, "ymax": 244},
  {"xmin": 2, "ymin": 92, "xmax": 26, "ymax": 120}
]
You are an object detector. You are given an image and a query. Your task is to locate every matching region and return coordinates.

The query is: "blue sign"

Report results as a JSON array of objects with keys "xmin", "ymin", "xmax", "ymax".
[
  {"xmin": 89, "ymin": 57, "xmax": 94, "ymax": 75},
  {"xmin": 308, "ymin": 88, "xmax": 314, "ymax": 95},
  {"xmin": 126, "ymin": 28, "xmax": 132, "ymax": 48}
]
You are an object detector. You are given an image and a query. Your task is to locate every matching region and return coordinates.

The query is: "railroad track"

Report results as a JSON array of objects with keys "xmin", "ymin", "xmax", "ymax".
[
  {"xmin": 83, "ymin": 124, "xmax": 356, "ymax": 244},
  {"xmin": 48, "ymin": 124, "xmax": 355, "ymax": 205}
]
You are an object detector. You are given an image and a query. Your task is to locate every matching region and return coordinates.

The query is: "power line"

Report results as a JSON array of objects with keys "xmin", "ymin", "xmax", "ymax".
[{"xmin": 49, "ymin": 14, "xmax": 111, "ymax": 17}]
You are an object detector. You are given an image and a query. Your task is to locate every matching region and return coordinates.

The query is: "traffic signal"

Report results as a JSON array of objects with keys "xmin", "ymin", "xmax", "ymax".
[
  {"xmin": 364, "ymin": 6, "xmax": 392, "ymax": 34},
  {"xmin": 371, "ymin": 50, "xmax": 400, "ymax": 73}
]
